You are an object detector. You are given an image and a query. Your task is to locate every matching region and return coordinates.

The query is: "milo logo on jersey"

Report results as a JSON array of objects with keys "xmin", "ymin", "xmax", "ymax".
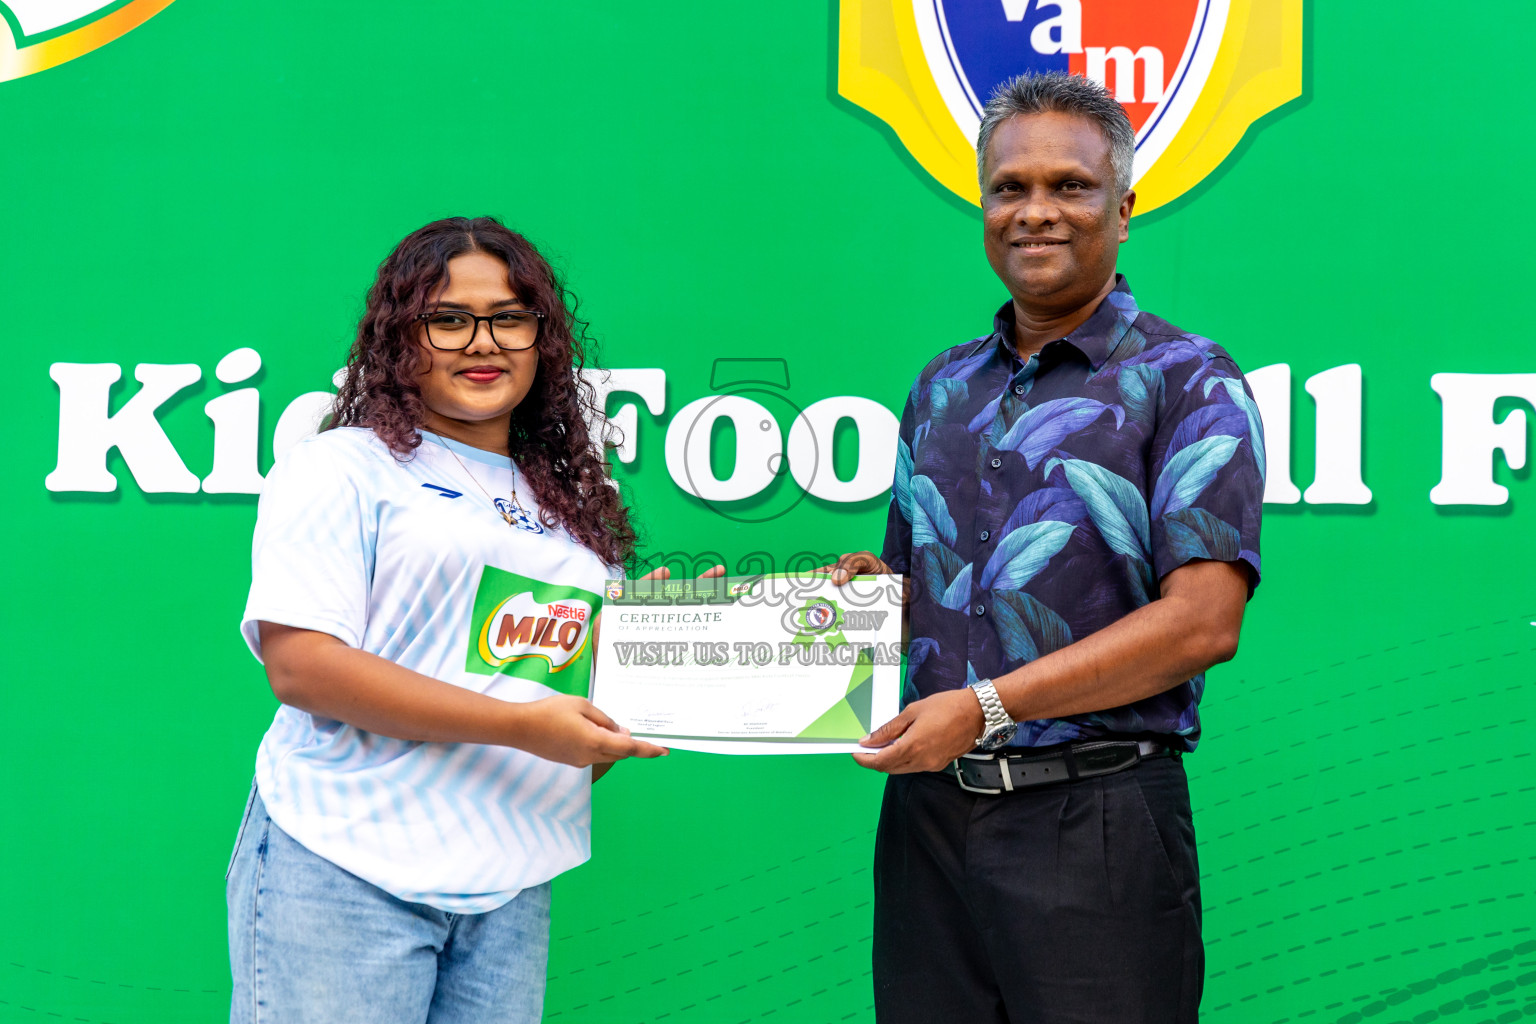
[
  {"xmin": 466, "ymin": 566, "xmax": 600, "ymax": 696},
  {"xmin": 837, "ymin": 0, "xmax": 1303, "ymax": 214}
]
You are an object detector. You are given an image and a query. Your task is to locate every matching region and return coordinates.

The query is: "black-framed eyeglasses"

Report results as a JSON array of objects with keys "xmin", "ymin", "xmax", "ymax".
[{"xmin": 416, "ymin": 309, "xmax": 545, "ymax": 351}]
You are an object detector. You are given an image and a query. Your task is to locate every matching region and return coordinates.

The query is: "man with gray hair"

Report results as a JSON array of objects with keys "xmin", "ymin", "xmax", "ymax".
[{"xmin": 824, "ymin": 72, "xmax": 1266, "ymax": 1022}]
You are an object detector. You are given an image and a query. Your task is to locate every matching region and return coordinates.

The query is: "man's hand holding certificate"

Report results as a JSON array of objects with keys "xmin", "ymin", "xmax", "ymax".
[{"xmin": 593, "ymin": 573, "xmax": 904, "ymax": 754}]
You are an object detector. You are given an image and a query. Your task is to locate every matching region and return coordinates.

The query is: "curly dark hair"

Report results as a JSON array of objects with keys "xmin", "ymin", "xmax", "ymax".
[{"xmin": 327, "ymin": 216, "xmax": 637, "ymax": 567}]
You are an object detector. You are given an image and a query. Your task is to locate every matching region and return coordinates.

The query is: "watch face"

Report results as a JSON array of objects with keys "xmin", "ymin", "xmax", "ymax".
[{"xmin": 978, "ymin": 722, "xmax": 1018, "ymax": 751}]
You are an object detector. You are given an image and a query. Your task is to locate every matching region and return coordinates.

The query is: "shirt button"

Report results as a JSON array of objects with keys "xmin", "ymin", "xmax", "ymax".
[
  {"xmin": 974, "ymin": 604, "xmax": 986, "ymax": 617},
  {"xmin": 980, "ymin": 530, "xmax": 990, "ymax": 541},
  {"xmin": 1013, "ymin": 385, "xmax": 1026, "ymax": 396},
  {"xmin": 990, "ymin": 457, "xmax": 1002, "ymax": 469}
]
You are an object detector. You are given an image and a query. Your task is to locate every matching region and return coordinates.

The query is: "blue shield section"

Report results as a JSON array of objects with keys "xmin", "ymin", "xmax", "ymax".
[{"xmin": 936, "ymin": 0, "xmax": 1071, "ymax": 117}]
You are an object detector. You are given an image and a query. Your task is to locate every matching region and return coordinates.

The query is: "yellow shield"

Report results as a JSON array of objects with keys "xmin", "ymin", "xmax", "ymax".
[
  {"xmin": 1, "ymin": 1, "xmax": 176, "ymax": 84},
  {"xmin": 837, "ymin": 0, "xmax": 1304, "ymax": 215}
]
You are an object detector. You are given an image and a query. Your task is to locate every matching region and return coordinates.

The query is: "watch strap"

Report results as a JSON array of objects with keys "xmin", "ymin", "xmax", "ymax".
[{"xmin": 970, "ymin": 678, "xmax": 1012, "ymax": 738}]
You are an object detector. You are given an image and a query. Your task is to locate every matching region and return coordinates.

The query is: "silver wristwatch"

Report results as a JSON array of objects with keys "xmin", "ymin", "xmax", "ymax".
[{"xmin": 970, "ymin": 678, "xmax": 1017, "ymax": 751}]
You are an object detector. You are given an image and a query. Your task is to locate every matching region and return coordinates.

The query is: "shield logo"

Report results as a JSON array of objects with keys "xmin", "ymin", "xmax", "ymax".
[
  {"xmin": 838, "ymin": 0, "xmax": 1303, "ymax": 215},
  {"xmin": 1, "ymin": 0, "xmax": 176, "ymax": 84},
  {"xmin": 804, "ymin": 602, "xmax": 838, "ymax": 632}
]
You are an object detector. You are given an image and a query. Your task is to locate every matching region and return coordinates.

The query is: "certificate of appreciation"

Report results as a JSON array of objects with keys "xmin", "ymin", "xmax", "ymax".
[{"xmin": 593, "ymin": 573, "xmax": 904, "ymax": 754}]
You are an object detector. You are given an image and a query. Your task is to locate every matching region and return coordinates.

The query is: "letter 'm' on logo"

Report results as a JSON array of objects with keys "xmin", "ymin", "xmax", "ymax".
[
  {"xmin": 836, "ymin": 0, "xmax": 1304, "ymax": 215},
  {"xmin": 1, "ymin": 1, "xmax": 177, "ymax": 85},
  {"xmin": 496, "ymin": 615, "xmax": 538, "ymax": 648}
]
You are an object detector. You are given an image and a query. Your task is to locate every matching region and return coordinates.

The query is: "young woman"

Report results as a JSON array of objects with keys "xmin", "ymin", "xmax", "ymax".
[{"xmin": 227, "ymin": 216, "xmax": 699, "ymax": 1023}]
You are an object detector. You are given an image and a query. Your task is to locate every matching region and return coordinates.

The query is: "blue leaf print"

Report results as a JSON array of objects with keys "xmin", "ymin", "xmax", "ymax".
[
  {"xmin": 992, "ymin": 590, "xmax": 1073, "ymax": 663},
  {"xmin": 1164, "ymin": 521, "xmax": 1205, "ymax": 563},
  {"xmin": 967, "ymin": 391, "xmax": 1004, "ymax": 434},
  {"xmin": 930, "ymin": 378, "xmax": 969, "ymax": 425},
  {"xmin": 996, "ymin": 397, "xmax": 1120, "ymax": 470},
  {"xmin": 933, "ymin": 343, "xmax": 995, "ymax": 385},
  {"xmin": 992, "ymin": 597, "xmax": 1038, "ymax": 662},
  {"xmin": 979, "ymin": 520, "xmax": 1075, "ymax": 590},
  {"xmin": 1164, "ymin": 507, "xmax": 1240, "ymax": 563},
  {"xmin": 904, "ymin": 637, "xmax": 937, "ymax": 705},
  {"xmin": 1001, "ymin": 487, "xmax": 1085, "ymax": 535},
  {"xmin": 920, "ymin": 542, "xmax": 966, "ymax": 608},
  {"xmin": 1045, "ymin": 458, "xmax": 1150, "ymax": 560},
  {"xmin": 1017, "ymin": 718, "xmax": 1083, "ymax": 746},
  {"xmin": 1129, "ymin": 554, "xmax": 1157, "ymax": 602},
  {"xmin": 1168, "ymin": 404, "xmax": 1248, "ymax": 460},
  {"xmin": 1125, "ymin": 335, "xmax": 1214, "ymax": 373},
  {"xmin": 907, "ymin": 636, "xmax": 938, "ymax": 677},
  {"xmin": 1105, "ymin": 289, "xmax": 1140, "ymax": 318},
  {"xmin": 1203, "ymin": 375, "xmax": 1267, "ymax": 479},
  {"xmin": 1151, "ymin": 434, "xmax": 1240, "ymax": 520},
  {"xmin": 1182, "ymin": 363, "xmax": 1216, "ymax": 393},
  {"xmin": 893, "ymin": 438, "xmax": 914, "ymax": 525},
  {"xmin": 1086, "ymin": 704, "xmax": 1147, "ymax": 733},
  {"xmin": 939, "ymin": 563, "xmax": 974, "ymax": 611},
  {"xmin": 1115, "ymin": 319, "xmax": 1147, "ymax": 355},
  {"xmin": 1116, "ymin": 364, "xmax": 1161, "ymax": 427},
  {"xmin": 1173, "ymin": 695, "xmax": 1201, "ymax": 736},
  {"xmin": 967, "ymin": 376, "xmax": 1035, "ymax": 436},
  {"xmin": 1089, "ymin": 328, "xmax": 1152, "ymax": 386},
  {"xmin": 910, "ymin": 475, "xmax": 957, "ymax": 548}
]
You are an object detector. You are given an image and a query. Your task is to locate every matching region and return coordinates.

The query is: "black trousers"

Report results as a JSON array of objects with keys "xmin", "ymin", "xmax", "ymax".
[{"xmin": 872, "ymin": 755, "xmax": 1203, "ymax": 1024}]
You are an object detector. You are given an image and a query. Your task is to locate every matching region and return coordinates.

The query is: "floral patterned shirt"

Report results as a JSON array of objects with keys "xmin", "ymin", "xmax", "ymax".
[{"xmin": 881, "ymin": 276, "xmax": 1265, "ymax": 751}]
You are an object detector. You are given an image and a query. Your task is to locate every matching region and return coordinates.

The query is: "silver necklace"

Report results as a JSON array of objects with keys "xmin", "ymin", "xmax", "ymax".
[{"xmin": 434, "ymin": 435, "xmax": 543, "ymax": 534}]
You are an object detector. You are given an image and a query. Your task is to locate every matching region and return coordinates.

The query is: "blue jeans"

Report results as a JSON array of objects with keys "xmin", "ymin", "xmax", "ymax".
[{"xmin": 227, "ymin": 787, "xmax": 551, "ymax": 1024}]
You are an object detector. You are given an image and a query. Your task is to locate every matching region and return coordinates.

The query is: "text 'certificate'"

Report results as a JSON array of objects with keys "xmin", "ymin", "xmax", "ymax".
[{"xmin": 593, "ymin": 574, "xmax": 904, "ymax": 754}]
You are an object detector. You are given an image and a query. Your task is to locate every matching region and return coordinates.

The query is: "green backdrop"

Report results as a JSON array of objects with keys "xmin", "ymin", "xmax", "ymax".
[{"xmin": 4, "ymin": 2, "xmax": 1534, "ymax": 1022}]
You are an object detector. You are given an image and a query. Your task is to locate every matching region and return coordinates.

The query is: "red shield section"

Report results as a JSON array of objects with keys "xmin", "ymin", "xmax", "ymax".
[{"xmin": 1068, "ymin": 1, "xmax": 1201, "ymax": 133}]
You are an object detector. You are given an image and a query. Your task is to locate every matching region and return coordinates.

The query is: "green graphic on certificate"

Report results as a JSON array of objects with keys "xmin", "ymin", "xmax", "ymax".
[
  {"xmin": 464, "ymin": 566, "xmax": 601, "ymax": 696},
  {"xmin": 593, "ymin": 574, "xmax": 903, "ymax": 754},
  {"xmin": 790, "ymin": 596, "xmax": 848, "ymax": 648},
  {"xmin": 796, "ymin": 648, "xmax": 875, "ymax": 740}
]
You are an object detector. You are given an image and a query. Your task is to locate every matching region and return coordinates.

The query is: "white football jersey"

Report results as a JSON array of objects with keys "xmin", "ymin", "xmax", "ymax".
[{"xmin": 242, "ymin": 428, "xmax": 609, "ymax": 913}]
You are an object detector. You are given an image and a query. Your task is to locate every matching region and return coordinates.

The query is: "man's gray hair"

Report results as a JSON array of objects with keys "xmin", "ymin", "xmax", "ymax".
[{"xmin": 975, "ymin": 72, "xmax": 1135, "ymax": 196}]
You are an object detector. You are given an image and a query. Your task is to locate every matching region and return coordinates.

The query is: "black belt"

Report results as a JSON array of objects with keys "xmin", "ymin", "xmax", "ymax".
[{"xmin": 943, "ymin": 739, "xmax": 1173, "ymax": 795}]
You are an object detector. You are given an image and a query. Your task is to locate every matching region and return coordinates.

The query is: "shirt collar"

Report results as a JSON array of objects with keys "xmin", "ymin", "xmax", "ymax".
[{"xmin": 989, "ymin": 274, "xmax": 1140, "ymax": 372}]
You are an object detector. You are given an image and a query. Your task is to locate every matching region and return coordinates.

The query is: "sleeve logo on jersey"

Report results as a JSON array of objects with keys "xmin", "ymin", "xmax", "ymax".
[
  {"xmin": 465, "ymin": 566, "xmax": 602, "ymax": 696},
  {"xmin": 836, "ymin": 0, "xmax": 1303, "ymax": 215},
  {"xmin": 2, "ymin": 1, "xmax": 177, "ymax": 84}
]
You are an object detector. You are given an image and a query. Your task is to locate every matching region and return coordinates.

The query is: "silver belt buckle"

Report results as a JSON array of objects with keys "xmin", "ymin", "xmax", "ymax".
[{"xmin": 952, "ymin": 752, "xmax": 1006, "ymax": 795}]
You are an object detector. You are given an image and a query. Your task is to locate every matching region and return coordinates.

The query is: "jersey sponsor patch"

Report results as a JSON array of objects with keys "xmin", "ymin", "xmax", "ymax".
[{"xmin": 466, "ymin": 566, "xmax": 601, "ymax": 695}]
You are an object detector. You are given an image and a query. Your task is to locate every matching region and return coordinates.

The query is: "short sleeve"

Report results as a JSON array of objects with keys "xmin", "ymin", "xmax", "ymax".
[
  {"xmin": 1147, "ymin": 355, "xmax": 1265, "ymax": 595},
  {"xmin": 880, "ymin": 390, "xmax": 918, "ymax": 575},
  {"xmin": 240, "ymin": 435, "xmax": 377, "ymax": 660}
]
